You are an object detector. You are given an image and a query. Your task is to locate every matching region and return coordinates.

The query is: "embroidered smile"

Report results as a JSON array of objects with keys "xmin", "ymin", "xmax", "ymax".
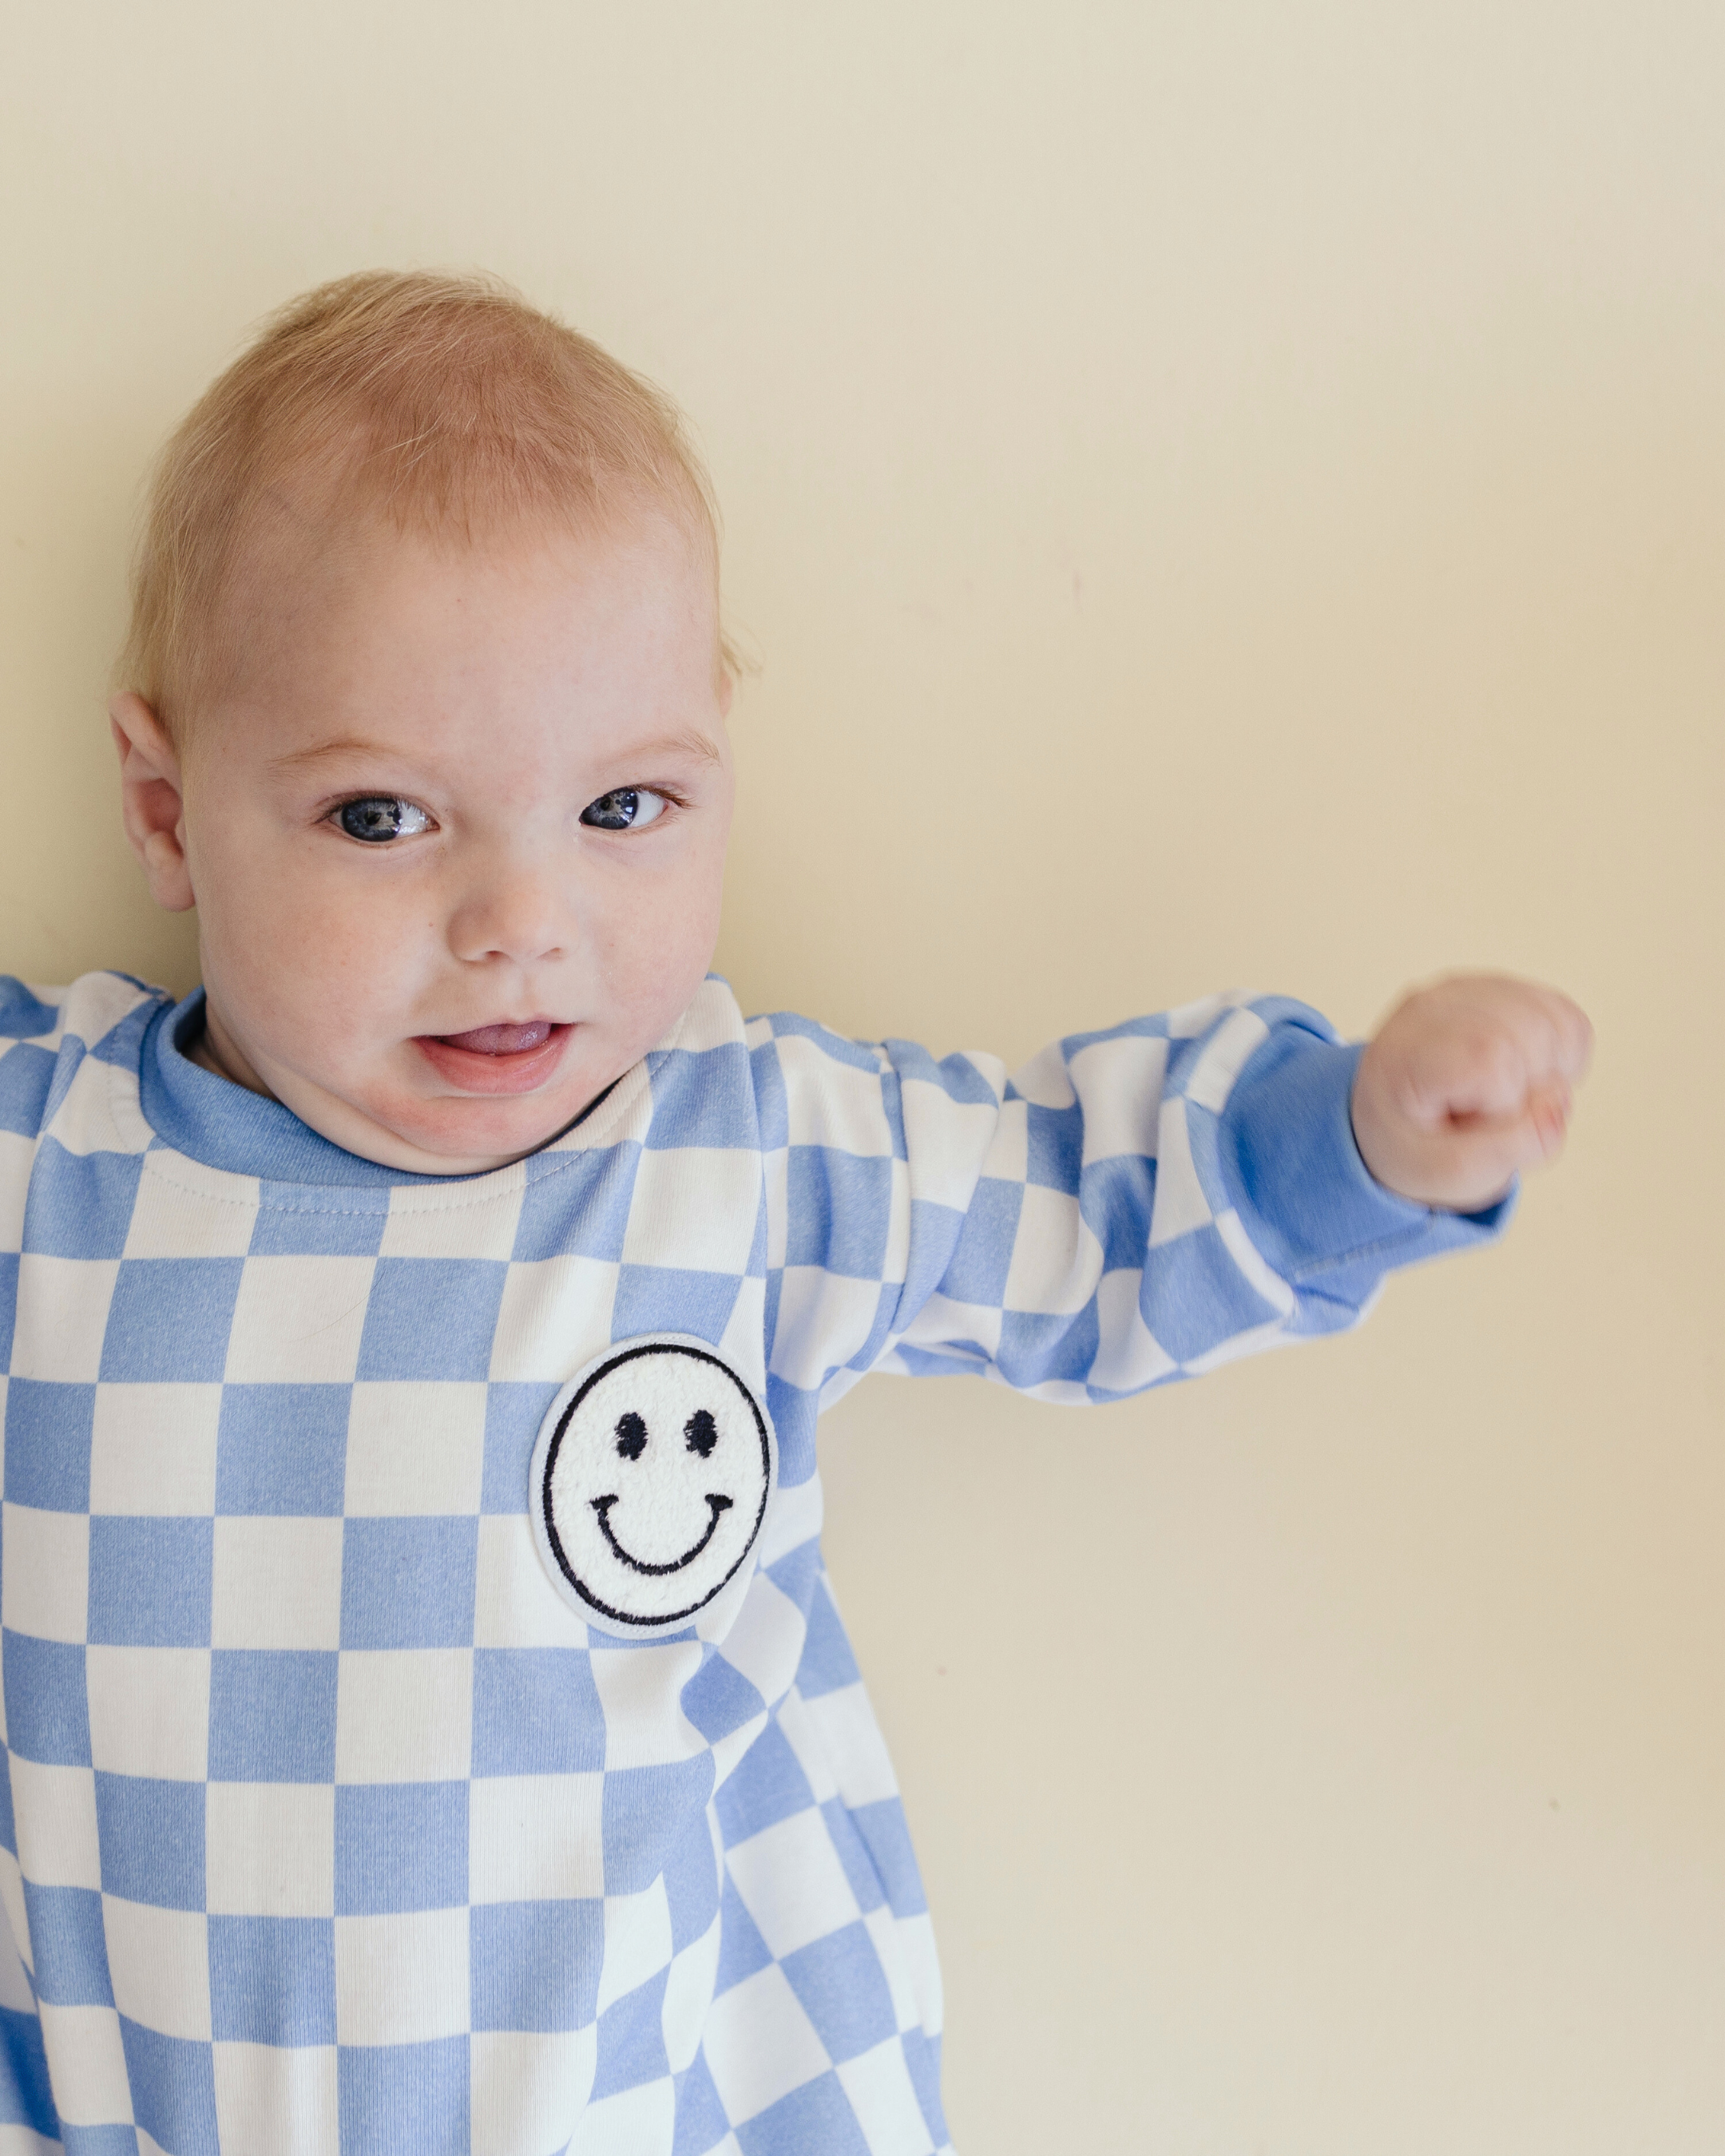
[{"xmin": 589, "ymin": 1492, "xmax": 735, "ymax": 1575}]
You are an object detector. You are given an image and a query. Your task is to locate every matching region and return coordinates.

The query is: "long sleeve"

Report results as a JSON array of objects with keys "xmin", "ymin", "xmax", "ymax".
[{"xmin": 752, "ymin": 991, "xmax": 1509, "ymax": 1413}]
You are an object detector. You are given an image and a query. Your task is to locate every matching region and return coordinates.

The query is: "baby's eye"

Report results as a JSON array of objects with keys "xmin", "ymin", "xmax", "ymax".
[
  {"xmin": 335, "ymin": 796, "xmax": 433, "ymax": 843},
  {"xmin": 579, "ymin": 787, "xmax": 669, "ymax": 832}
]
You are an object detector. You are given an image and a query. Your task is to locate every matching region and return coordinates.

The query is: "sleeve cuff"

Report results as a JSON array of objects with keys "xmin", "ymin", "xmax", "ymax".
[{"xmin": 1220, "ymin": 1024, "xmax": 1513, "ymax": 1294}]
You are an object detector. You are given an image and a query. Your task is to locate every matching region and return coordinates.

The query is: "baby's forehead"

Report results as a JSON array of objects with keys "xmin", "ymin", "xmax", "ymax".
[{"xmin": 204, "ymin": 491, "xmax": 722, "ymax": 724}]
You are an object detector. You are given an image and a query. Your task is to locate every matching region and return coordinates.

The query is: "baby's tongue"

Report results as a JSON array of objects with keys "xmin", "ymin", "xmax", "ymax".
[{"xmin": 436, "ymin": 1020, "xmax": 554, "ymax": 1056}]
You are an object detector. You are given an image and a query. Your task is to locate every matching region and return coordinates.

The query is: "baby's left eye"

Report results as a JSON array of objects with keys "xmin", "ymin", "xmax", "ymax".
[
  {"xmin": 334, "ymin": 796, "xmax": 433, "ymax": 843},
  {"xmin": 580, "ymin": 787, "xmax": 670, "ymax": 832}
]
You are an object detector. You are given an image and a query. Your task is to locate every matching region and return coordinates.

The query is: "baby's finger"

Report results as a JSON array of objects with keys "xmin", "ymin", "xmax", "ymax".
[
  {"xmin": 1402, "ymin": 1023, "xmax": 1539, "ymax": 1127},
  {"xmin": 1512, "ymin": 981, "xmax": 1593, "ymax": 1084},
  {"xmin": 1414, "ymin": 1095, "xmax": 1570, "ymax": 1210},
  {"xmin": 1524, "ymin": 1077, "xmax": 1573, "ymax": 1160}
]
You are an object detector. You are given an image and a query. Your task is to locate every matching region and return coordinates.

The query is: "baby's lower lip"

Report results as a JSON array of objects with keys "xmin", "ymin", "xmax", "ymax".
[{"xmin": 413, "ymin": 1019, "xmax": 573, "ymax": 1095}]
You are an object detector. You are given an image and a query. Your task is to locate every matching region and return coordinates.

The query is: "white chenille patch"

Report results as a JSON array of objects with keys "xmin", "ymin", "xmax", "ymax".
[{"xmin": 531, "ymin": 1338, "xmax": 775, "ymax": 1636}]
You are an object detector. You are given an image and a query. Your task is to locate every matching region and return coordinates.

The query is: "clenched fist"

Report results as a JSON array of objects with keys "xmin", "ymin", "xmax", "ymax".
[{"xmin": 1351, "ymin": 975, "xmax": 1592, "ymax": 1212}]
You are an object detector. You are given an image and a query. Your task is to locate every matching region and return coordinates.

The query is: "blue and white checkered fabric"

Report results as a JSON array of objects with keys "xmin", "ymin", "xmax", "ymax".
[{"xmin": 0, "ymin": 971, "xmax": 1501, "ymax": 2154}]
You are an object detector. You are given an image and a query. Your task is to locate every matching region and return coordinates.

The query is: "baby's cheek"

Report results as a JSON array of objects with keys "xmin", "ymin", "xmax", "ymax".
[
  {"xmin": 596, "ymin": 875, "xmax": 723, "ymax": 1028},
  {"xmin": 225, "ymin": 879, "xmax": 434, "ymax": 1064}
]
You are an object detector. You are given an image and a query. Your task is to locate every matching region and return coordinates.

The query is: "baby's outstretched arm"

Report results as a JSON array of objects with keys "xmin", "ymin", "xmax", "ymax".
[
  {"xmin": 1352, "ymin": 974, "xmax": 1592, "ymax": 1211},
  {"xmin": 749, "ymin": 974, "xmax": 1585, "ymax": 1438}
]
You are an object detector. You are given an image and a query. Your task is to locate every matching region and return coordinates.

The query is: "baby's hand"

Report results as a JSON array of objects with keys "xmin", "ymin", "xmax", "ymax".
[{"xmin": 1350, "ymin": 974, "xmax": 1593, "ymax": 1211}]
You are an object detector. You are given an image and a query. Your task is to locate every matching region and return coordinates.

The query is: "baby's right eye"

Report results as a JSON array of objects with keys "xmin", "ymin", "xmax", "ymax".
[{"xmin": 334, "ymin": 797, "xmax": 432, "ymax": 843}]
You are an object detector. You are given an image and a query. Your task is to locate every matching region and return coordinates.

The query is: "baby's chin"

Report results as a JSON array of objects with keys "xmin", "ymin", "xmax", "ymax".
[{"xmin": 280, "ymin": 1057, "xmax": 618, "ymax": 1176}]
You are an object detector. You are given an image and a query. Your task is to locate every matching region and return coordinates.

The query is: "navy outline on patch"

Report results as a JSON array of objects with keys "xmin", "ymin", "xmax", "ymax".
[{"xmin": 529, "ymin": 1335, "xmax": 775, "ymax": 1633}]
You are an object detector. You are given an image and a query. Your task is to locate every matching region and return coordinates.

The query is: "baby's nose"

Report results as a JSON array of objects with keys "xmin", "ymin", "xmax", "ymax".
[{"xmin": 446, "ymin": 855, "xmax": 571, "ymax": 966}]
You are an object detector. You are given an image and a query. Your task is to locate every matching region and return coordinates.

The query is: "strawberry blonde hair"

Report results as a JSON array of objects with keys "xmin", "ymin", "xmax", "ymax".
[{"xmin": 118, "ymin": 269, "xmax": 732, "ymax": 735}]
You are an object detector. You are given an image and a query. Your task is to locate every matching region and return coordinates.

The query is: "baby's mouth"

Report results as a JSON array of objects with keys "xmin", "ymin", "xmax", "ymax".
[
  {"xmin": 436, "ymin": 1019, "xmax": 557, "ymax": 1056},
  {"xmin": 414, "ymin": 1017, "xmax": 573, "ymax": 1095}
]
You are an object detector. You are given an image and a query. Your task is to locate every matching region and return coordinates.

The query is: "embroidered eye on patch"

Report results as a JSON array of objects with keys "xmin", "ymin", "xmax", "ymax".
[{"xmin": 529, "ymin": 1337, "xmax": 775, "ymax": 1635}]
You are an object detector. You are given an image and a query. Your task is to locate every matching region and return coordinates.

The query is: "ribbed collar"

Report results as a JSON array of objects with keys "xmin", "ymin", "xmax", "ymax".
[{"xmin": 138, "ymin": 988, "xmax": 512, "ymax": 1188}]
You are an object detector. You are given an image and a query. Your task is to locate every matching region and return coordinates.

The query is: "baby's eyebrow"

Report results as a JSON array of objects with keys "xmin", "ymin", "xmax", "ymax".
[
  {"xmin": 268, "ymin": 735, "xmax": 396, "ymax": 775},
  {"xmin": 268, "ymin": 726, "xmax": 724, "ymax": 779},
  {"xmin": 625, "ymin": 728, "xmax": 725, "ymax": 768}
]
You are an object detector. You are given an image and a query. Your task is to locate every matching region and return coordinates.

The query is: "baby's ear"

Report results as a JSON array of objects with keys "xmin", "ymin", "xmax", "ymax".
[{"xmin": 110, "ymin": 692, "xmax": 195, "ymax": 913}]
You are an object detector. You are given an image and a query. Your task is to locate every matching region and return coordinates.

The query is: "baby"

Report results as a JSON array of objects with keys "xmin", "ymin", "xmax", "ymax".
[{"xmin": 0, "ymin": 272, "xmax": 1590, "ymax": 2155}]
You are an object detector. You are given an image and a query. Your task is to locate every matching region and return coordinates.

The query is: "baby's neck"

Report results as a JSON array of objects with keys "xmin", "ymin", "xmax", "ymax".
[{"xmin": 188, "ymin": 1001, "xmax": 275, "ymax": 1099}]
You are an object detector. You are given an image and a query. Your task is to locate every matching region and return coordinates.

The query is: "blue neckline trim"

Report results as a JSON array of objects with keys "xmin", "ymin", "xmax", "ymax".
[{"xmin": 139, "ymin": 989, "xmax": 494, "ymax": 1188}]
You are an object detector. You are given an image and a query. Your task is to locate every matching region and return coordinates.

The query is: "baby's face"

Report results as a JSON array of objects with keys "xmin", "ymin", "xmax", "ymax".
[{"xmin": 150, "ymin": 514, "xmax": 732, "ymax": 1172}]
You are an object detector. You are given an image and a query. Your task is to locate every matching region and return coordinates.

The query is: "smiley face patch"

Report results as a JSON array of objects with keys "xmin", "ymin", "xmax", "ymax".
[{"xmin": 529, "ymin": 1337, "xmax": 775, "ymax": 1634}]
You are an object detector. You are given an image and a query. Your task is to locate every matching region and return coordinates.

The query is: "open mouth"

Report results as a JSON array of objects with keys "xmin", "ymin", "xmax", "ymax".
[
  {"xmin": 414, "ymin": 1017, "xmax": 574, "ymax": 1094},
  {"xmin": 589, "ymin": 1492, "xmax": 734, "ymax": 1575}
]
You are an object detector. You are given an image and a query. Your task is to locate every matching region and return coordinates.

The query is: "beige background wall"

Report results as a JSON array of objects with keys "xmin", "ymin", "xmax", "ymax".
[{"xmin": 4, "ymin": 5, "xmax": 1722, "ymax": 2149}]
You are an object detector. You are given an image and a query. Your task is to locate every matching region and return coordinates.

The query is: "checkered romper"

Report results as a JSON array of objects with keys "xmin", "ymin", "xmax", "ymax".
[{"xmin": 0, "ymin": 970, "xmax": 1500, "ymax": 2153}]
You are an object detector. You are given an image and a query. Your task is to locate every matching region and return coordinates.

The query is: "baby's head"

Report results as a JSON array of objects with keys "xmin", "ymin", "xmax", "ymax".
[{"xmin": 113, "ymin": 271, "xmax": 735, "ymax": 1175}]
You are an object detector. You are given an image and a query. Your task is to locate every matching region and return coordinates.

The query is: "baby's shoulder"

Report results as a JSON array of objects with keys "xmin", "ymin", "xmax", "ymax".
[{"xmin": 1, "ymin": 969, "xmax": 167, "ymax": 1145}]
